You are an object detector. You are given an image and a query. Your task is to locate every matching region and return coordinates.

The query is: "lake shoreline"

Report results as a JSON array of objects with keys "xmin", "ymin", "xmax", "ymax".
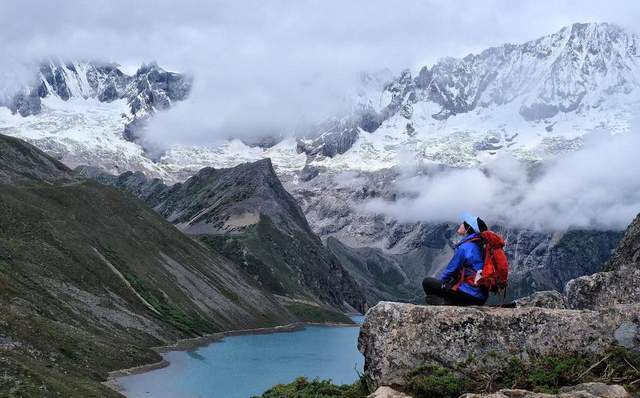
[{"xmin": 103, "ymin": 318, "xmax": 361, "ymax": 394}]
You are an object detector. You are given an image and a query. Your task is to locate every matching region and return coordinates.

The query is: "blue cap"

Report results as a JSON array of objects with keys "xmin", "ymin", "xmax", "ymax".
[{"xmin": 460, "ymin": 211, "xmax": 480, "ymax": 232}]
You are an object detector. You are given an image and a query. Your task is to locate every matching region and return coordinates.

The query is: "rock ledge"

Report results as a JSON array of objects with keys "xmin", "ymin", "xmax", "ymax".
[{"xmin": 358, "ymin": 302, "xmax": 639, "ymax": 388}]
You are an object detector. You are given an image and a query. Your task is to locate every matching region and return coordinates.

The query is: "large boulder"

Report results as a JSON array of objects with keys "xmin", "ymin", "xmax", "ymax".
[
  {"xmin": 565, "ymin": 267, "xmax": 640, "ymax": 310},
  {"xmin": 358, "ymin": 302, "xmax": 640, "ymax": 388},
  {"xmin": 367, "ymin": 386, "xmax": 413, "ymax": 398}
]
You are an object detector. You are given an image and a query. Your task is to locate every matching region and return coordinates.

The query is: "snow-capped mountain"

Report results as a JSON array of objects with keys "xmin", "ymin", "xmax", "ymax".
[
  {"xmin": 140, "ymin": 20, "xmax": 640, "ymax": 178},
  {"xmin": 300, "ymin": 22, "xmax": 640, "ymax": 170},
  {"xmin": 7, "ymin": 61, "xmax": 190, "ymax": 121},
  {"xmin": 2, "ymin": 22, "xmax": 638, "ymax": 179},
  {"xmin": 0, "ymin": 61, "xmax": 191, "ymax": 177}
]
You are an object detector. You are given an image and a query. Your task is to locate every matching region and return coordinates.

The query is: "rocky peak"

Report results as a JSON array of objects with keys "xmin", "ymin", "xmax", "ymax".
[
  {"xmin": 154, "ymin": 158, "xmax": 315, "ymax": 236},
  {"xmin": 3, "ymin": 60, "xmax": 191, "ymax": 144},
  {"xmin": 304, "ymin": 22, "xmax": 640, "ymax": 160},
  {"xmin": 402, "ymin": 22, "xmax": 640, "ymax": 121},
  {"xmin": 605, "ymin": 213, "xmax": 640, "ymax": 271},
  {"xmin": 127, "ymin": 62, "xmax": 191, "ymax": 117}
]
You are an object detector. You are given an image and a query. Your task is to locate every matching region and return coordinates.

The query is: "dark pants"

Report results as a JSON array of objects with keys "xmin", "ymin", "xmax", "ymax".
[{"xmin": 422, "ymin": 277, "xmax": 487, "ymax": 306}]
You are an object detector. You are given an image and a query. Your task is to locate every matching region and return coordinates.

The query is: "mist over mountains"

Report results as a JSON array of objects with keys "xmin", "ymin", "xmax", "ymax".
[
  {"xmin": 364, "ymin": 130, "xmax": 640, "ymax": 230},
  {"xmin": 2, "ymin": 22, "xmax": 640, "ymax": 231}
]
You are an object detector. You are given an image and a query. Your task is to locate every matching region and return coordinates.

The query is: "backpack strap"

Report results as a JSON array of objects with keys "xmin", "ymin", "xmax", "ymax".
[
  {"xmin": 451, "ymin": 266, "xmax": 477, "ymax": 291},
  {"xmin": 452, "ymin": 237, "xmax": 483, "ymax": 291}
]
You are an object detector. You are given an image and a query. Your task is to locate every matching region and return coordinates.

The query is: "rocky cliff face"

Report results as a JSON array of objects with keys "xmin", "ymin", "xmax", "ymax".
[
  {"xmin": 0, "ymin": 134, "xmax": 292, "ymax": 396},
  {"xmin": 5, "ymin": 60, "xmax": 191, "ymax": 124},
  {"xmin": 565, "ymin": 213, "xmax": 640, "ymax": 310},
  {"xmin": 80, "ymin": 160, "xmax": 367, "ymax": 314}
]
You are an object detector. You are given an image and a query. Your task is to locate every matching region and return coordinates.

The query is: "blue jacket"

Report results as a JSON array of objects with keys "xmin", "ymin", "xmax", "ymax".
[{"xmin": 438, "ymin": 233, "xmax": 488, "ymax": 300}]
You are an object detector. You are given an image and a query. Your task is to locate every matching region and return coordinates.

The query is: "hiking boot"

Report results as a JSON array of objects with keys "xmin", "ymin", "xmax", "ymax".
[{"xmin": 424, "ymin": 294, "xmax": 446, "ymax": 306}]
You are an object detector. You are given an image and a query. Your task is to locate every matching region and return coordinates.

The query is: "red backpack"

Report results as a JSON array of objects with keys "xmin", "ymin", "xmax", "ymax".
[{"xmin": 475, "ymin": 230, "xmax": 509, "ymax": 294}]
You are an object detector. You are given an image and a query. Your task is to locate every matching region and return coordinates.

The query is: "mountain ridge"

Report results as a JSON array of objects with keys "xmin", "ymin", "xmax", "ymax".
[
  {"xmin": 299, "ymin": 22, "xmax": 640, "ymax": 170},
  {"xmin": 3, "ymin": 22, "xmax": 640, "ymax": 178},
  {"xmin": 80, "ymin": 159, "xmax": 368, "ymax": 313},
  {"xmin": 6, "ymin": 60, "xmax": 191, "ymax": 121}
]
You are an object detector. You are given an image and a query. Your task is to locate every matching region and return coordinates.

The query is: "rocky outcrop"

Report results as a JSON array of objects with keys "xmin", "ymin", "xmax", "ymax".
[
  {"xmin": 566, "ymin": 214, "xmax": 640, "ymax": 310},
  {"xmin": 565, "ymin": 268, "xmax": 640, "ymax": 310},
  {"xmin": 462, "ymin": 383, "xmax": 631, "ymax": 398},
  {"xmin": 604, "ymin": 214, "xmax": 640, "ymax": 271},
  {"xmin": 358, "ymin": 302, "xmax": 639, "ymax": 388}
]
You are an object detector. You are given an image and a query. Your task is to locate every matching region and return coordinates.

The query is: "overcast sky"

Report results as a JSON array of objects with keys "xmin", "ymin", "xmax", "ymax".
[
  {"xmin": 4, "ymin": 0, "xmax": 640, "ymax": 72},
  {"xmin": 3, "ymin": 0, "xmax": 640, "ymax": 144}
]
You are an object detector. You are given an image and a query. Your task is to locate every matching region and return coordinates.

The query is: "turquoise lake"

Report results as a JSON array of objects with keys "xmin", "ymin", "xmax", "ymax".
[{"xmin": 116, "ymin": 316, "xmax": 364, "ymax": 398}]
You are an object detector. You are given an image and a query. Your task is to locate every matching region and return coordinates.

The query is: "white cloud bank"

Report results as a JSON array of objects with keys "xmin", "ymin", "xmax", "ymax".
[{"xmin": 364, "ymin": 131, "xmax": 640, "ymax": 231}]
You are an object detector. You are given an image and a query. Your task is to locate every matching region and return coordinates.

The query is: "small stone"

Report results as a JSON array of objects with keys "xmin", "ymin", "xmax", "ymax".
[
  {"xmin": 559, "ymin": 382, "xmax": 632, "ymax": 398},
  {"xmin": 614, "ymin": 322, "xmax": 638, "ymax": 349},
  {"xmin": 367, "ymin": 386, "xmax": 413, "ymax": 398}
]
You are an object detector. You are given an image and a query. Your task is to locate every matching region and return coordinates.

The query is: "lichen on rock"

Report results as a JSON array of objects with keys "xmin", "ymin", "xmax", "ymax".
[
  {"xmin": 461, "ymin": 382, "xmax": 631, "ymax": 398},
  {"xmin": 358, "ymin": 302, "xmax": 639, "ymax": 389},
  {"xmin": 515, "ymin": 290, "xmax": 567, "ymax": 309}
]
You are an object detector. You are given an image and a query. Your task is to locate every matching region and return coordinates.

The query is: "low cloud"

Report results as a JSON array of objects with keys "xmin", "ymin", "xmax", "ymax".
[{"xmin": 364, "ymin": 131, "xmax": 640, "ymax": 231}]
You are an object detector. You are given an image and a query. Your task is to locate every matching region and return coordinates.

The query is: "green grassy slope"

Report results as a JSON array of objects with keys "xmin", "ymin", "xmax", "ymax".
[{"xmin": 0, "ymin": 179, "xmax": 293, "ymax": 396}]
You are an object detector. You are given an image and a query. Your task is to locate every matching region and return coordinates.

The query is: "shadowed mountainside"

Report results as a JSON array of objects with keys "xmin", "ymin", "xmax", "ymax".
[
  {"xmin": 0, "ymin": 134, "xmax": 296, "ymax": 397},
  {"xmin": 78, "ymin": 160, "xmax": 367, "ymax": 314}
]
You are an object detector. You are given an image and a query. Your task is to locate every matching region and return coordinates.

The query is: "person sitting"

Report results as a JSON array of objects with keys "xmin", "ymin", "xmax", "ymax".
[{"xmin": 422, "ymin": 212, "xmax": 488, "ymax": 306}]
